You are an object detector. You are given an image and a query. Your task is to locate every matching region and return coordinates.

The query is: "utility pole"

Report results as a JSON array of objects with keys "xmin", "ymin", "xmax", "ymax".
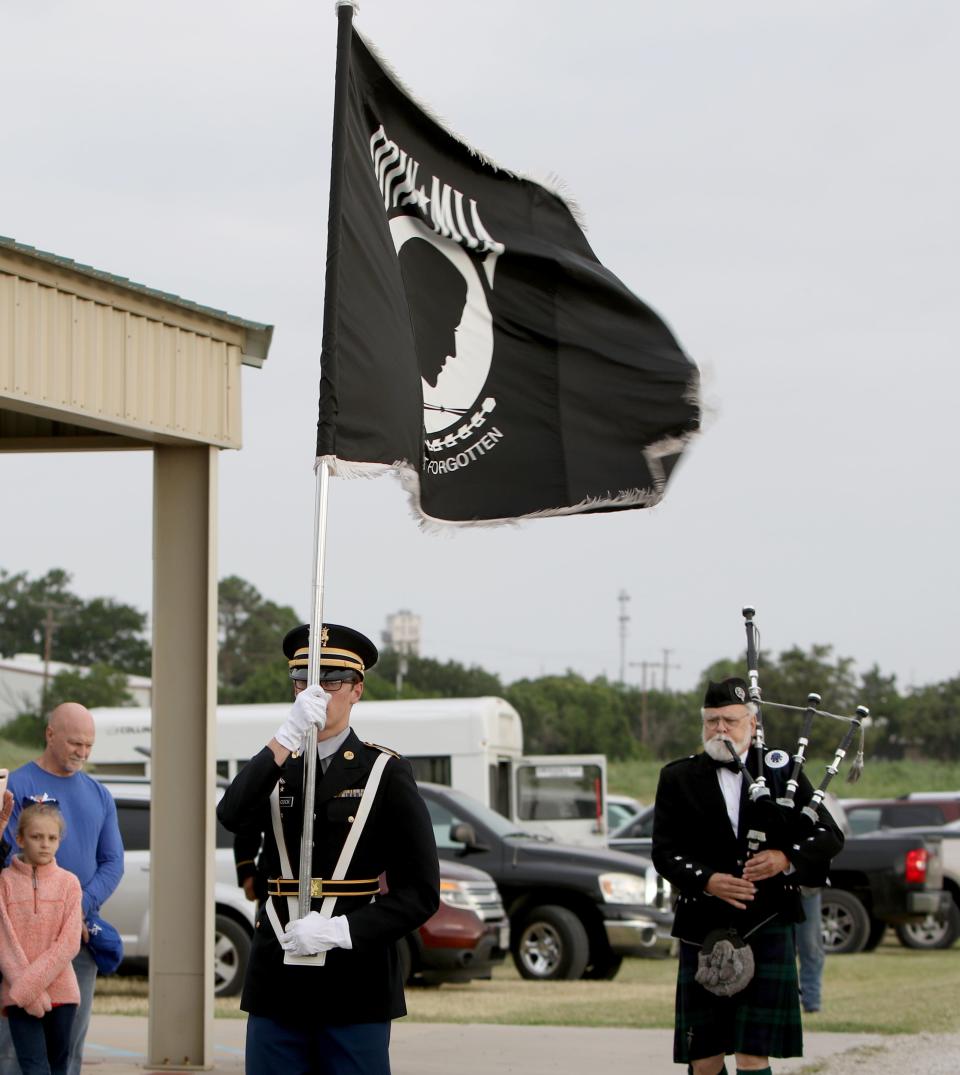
[
  {"xmin": 661, "ymin": 648, "xmax": 681, "ymax": 692},
  {"xmin": 40, "ymin": 604, "xmax": 65, "ymax": 718},
  {"xmin": 629, "ymin": 659, "xmax": 659, "ymax": 745},
  {"xmin": 617, "ymin": 590, "xmax": 630, "ymax": 684}
]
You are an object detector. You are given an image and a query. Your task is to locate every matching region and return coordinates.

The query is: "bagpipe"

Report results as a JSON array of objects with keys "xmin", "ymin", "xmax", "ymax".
[{"xmin": 721, "ymin": 606, "xmax": 866, "ymax": 841}]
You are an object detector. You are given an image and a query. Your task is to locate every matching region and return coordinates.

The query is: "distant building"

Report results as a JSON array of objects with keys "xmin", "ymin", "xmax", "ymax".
[
  {"xmin": 0, "ymin": 653, "xmax": 152, "ymax": 725},
  {"xmin": 382, "ymin": 610, "xmax": 421, "ymax": 657}
]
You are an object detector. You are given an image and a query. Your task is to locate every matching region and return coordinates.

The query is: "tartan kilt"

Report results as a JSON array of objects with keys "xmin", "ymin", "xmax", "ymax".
[{"xmin": 674, "ymin": 922, "xmax": 803, "ymax": 1062}]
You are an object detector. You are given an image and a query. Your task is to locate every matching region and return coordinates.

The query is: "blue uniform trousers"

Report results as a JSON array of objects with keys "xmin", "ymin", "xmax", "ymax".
[{"xmin": 246, "ymin": 1014, "xmax": 391, "ymax": 1075}]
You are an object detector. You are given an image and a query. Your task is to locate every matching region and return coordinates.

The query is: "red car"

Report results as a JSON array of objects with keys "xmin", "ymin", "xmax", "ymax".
[{"xmin": 399, "ymin": 860, "xmax": 509, "ymax": 986}]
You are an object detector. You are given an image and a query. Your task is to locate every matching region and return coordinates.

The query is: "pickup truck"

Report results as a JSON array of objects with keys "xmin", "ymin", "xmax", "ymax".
[
  {"xmin": 609, "ymin": 800, "xmax": 951, "ymax": 954},
  {"xmin": 823, "ymin": 827, "xmax": 950, "ymax": 953},
  {"xmin": 419, "ymin": 782, "xmax": 673, "ymax": 981},
  {"xmin": 863, "ymin": 819, "xmax": 960, "ymax": 950}
]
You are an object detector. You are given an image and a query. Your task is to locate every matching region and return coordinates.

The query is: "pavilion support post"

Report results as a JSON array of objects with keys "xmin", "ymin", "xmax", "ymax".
[{"xmin": 148, "ymin": 444, "xmax": 218, "ymax": 1069}]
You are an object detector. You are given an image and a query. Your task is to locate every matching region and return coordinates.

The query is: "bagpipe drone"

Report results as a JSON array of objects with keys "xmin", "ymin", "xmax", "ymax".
[{"xmin": 721, "ymin": 606, "xmax": 866, "ymax": 841}]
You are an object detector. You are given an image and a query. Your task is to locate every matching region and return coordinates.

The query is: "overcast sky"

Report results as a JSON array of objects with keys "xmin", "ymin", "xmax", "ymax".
[{"xmin": 2, "ymin": 1, "xmax": 957, "ymax": 698}]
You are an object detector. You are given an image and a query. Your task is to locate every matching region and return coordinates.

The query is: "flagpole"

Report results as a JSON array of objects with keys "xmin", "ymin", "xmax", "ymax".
[{"xmin": 298, "ymin": 0, "xmax": 357, "ymax": 923}]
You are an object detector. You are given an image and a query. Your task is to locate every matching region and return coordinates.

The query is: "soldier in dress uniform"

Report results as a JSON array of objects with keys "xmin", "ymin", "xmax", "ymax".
[
  {"xmin": 217, "ymin": 623, "xmax": 440, "ymax": 1075},
  {"xmin": 651, "ymin": 678, "xmax": 844, "ymax": 1075}
]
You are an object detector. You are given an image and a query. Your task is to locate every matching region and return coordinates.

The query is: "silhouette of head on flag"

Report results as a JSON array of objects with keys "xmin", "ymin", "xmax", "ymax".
[{"xmin": 398, "ymin": 237, "xmax": 468, "ymax": 388}]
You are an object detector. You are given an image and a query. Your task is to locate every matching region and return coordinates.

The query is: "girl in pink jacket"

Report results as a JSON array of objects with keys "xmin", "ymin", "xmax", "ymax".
[{"xmin": 0, "ymin": 801, "xmax": 82, "ymax": 1075}]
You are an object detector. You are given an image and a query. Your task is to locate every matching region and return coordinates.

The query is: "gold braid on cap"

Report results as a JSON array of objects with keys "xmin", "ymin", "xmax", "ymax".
[
  {"xmin": 288, "ymin": 646, "xmax": 309, "ymax": 670},
  {"xmin": 320, "ymin": 647, "xmax": 365, "ymax": 673},
  {"xmin": 287, "ymin": 645, "xmax": 365, "ymax": 674}
]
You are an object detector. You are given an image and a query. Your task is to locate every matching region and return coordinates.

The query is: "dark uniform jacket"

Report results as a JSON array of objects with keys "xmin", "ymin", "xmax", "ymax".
[
  {"xmin": 232, "ymin": 827, "xmax": 265, "ymax": 901},
  {"xmin": 651, "ymin": 748, "xmax": 844, "ymax": 945},
  {"xmin": 217, "ymin": 729, "xmax": 440, "ymax": 1024}
]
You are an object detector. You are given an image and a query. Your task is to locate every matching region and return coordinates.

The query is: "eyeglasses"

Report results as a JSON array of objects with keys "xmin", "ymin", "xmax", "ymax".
[
  {"xmin": 703, "ymin": 716, "xmax": 748, "ymax": 731},
  {"xmin": 319, "ymin": 676, "xmax": 361, "ymax": 693}
]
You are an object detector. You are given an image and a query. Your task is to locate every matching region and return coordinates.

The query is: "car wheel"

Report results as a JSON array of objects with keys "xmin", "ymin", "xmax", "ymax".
[
  {"xmin": 511, "ymin": 905, "xmax": 589, "ymax": 981},
  {"xmin": 214, "ymin": 914, "xmax": 250, "ymax": 997},
  {"xmin": 862, "ymin": 918, "xmax": 887, "ymax": 951},
  {"xmin": 581, "ymin": 952, "xmax": 623, "ymax": 980},
  {"xmin": 820, "ymin": 890, "xmax": 870, "ymax": 954},
  {"xmin": 894, "ymin": 901, "xmax": 960, "ymax": 950}
]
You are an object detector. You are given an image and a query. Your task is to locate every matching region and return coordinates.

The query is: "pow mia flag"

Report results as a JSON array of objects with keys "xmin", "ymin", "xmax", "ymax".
[{"xmin": 317, "ymin": 30, "xmax": 700, "ymax": 525}]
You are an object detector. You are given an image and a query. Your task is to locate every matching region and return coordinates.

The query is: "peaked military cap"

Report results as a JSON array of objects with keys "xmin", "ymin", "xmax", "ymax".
[
  {"xmin": 702, "ymin": 677, "xmax": 750, "ymax": 709},
  {"xmin": 283, "ymin": 623, "xmax": 379, "ymax": 682}
]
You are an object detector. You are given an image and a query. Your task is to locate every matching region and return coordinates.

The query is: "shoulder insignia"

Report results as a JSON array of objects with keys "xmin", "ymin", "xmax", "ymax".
[{"xmin": 364, "ymin": 741, "xmax": 401, "ymax": 759}]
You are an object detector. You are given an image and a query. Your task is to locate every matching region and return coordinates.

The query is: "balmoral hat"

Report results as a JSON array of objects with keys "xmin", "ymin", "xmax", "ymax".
[
  {"xmin": 282, "ymin": 623, "xmax": 379, "ymax": 682},
  {"xmin": 702, "ymin": 677, "xmax": 750, "ymax": 709}
]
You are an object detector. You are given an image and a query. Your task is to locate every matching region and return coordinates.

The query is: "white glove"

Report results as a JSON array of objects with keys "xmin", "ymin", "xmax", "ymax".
[
  {"xmin": 279, "ymin": 912, "xmax": 352, "ymax": 956},
  {"xmin": 274, "ymin": 685, "xmax": 330, "ymax": 752}
]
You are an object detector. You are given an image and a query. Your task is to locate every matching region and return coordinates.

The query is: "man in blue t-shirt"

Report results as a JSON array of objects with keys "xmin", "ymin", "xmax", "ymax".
[{"xmin": 0, "ymin": 702, "xmax": 124, "ymax": 1075}]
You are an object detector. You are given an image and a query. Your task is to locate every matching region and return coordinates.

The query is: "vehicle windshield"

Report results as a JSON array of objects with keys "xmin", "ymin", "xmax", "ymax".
[
  {"xmin": 611, "ymin": 805, "xmax": 655, "ymax": 840},
  {"xmin": 423, "ymin": 784, "xmax": 536, "ymax": 842},
  {"xmin": 514, "ymin": 762, "xmax": 604, "ymax": 823}
]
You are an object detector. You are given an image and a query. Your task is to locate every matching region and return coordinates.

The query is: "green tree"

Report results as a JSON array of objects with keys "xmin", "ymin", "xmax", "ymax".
[
  {"xmin": 857, "ymin": 665, "xmax": 906, "ymax": 758},
  {"xmin": 633, "ymin": 688, "xmax": 702, "ymax": 759},
  {"xmin": 0, "ymin": 568, "xmax": 150, "ymax": 674},
  {"xmin": 0, "ymin": 568, "xmax": 81, "ymax": 657},
  {"xmin": 218, "ymin": 576, "xmax": 301, "ymax": 703},
  {"xmin": 904, "ymin": 677, "xmax": 960, "ymax": 761},
  {"xmin": 505, "ymin": 673, "xmax": 637, "ymax": 760},
  {"xmin": 4, "ymin": 663, "xmax": 135, "ymax": 747},
  {"xmin": 366, "ymin": 651, "xmax": 503, "ymax": 700},
  {"xmin": 55, "ymin": 598, "xmax": 150, "ymax": 675}
]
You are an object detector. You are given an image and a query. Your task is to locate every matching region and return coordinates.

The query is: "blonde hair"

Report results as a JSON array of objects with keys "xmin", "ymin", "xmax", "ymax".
[{"xmin": 17, "ymin": 802, "xmax": 66, "ymax": 840}]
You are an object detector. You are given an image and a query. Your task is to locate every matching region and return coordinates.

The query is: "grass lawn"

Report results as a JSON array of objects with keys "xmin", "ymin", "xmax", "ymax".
[
  {"xmin": 95, "ymin": 942, "xmax": 960, "ymax": 1034},
  {"xmin": 0, "ymin": 738, "xmax": 42, "ymax": 770},
  {"xmin": 609, "ymin": 757, "xmax": 960, "ymax": 804}
]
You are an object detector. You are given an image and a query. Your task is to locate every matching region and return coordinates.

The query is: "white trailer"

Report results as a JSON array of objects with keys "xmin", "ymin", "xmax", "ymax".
[{"xmin": 90, "ymin": 696, "xmax": 608, "ymax": 846}]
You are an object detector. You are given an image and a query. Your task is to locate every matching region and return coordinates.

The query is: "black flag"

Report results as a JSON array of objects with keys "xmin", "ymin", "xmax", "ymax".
[{"xmin": 317, "ymin": 31, "xmax": 700, "ymax": 525}]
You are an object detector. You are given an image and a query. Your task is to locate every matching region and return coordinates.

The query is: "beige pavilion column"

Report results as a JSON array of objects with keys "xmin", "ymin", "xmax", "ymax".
[{"xmin": 148, "ymin": 444, "xmax": 219, "ymax": 1070}]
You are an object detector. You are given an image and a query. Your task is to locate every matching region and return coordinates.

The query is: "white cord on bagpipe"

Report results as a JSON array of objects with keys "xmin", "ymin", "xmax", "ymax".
[{"xmin": 760, "ymin": 699, "xmax": 860, "ymax": 725}]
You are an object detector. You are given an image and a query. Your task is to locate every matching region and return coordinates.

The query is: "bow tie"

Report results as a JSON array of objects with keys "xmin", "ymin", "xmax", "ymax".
[{"xmin": 710, "ymin": 757, "xmax": 742, "ymax": 774}]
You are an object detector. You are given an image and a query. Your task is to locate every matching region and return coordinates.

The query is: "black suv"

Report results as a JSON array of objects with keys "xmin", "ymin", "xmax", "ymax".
[{"xmin": 418, "ymin": 782, "xmax": 672, "ymax": 981}]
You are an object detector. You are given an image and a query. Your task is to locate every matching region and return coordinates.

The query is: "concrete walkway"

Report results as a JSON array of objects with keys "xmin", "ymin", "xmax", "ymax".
[{"xmin": 80, "ymin": 1015, "xmax": 886, "ymax": 1073}]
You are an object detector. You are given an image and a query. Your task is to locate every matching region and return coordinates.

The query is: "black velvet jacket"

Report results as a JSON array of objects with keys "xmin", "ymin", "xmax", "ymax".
[{"xmin": 651, "ymin": 748, "xmax": 844, "ymax": 944}]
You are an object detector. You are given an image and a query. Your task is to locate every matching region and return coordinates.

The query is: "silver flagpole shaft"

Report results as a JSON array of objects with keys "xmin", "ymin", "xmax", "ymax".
[{"xmin": 298, "ymin": 460, "xmax": 331, "ymax": 919}]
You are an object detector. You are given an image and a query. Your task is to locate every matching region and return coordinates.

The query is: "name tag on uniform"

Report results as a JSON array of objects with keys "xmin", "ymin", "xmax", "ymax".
[
  {"xmin": 335, "ymin": 788, "xmax": 365, "ymax": 799},
  {"xmin": 279, "ymin": 796, "xmax": 294, "ymax": 808}
]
